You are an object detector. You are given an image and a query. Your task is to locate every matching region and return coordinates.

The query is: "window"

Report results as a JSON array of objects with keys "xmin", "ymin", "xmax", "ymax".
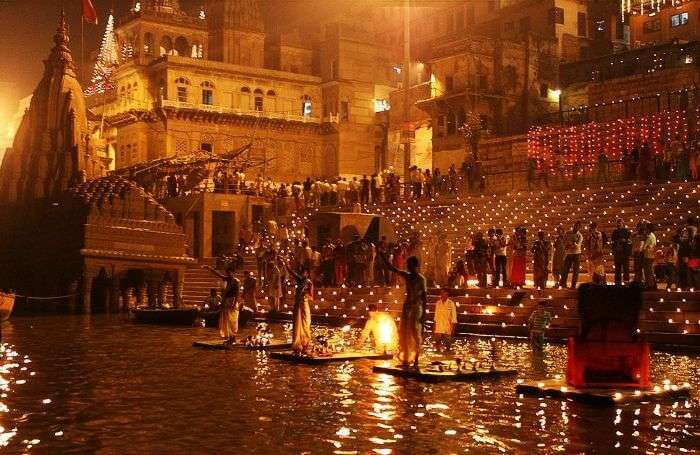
[
  {"xmin": 201, "ymin": 143, "xmax": 212, "ymax": 154},
  {"xmin": 436, "ymin": 116, "xmax": 445, "ymax": 137},
  {"xmin": 253, "ymin": 89, "xmax": 264, "ymax": 111},
  {"xmin": 175, "ymin": 77, "xmax": 190, "ymax": 102},
  {"xmin": 671, "ymin": 12, "xmax": 688, "ymax": 27},
  {"xmin": 643, "ymin": 19, "xmax": 661, "ymax": 33},
  {"xmin": 374, "ymin": 99, "xmax": 390, "ymax": 112},
  {"xmin": 550, "ymin": 7, "xmax": 564, "ymax": 25},
  {"xmin": 201, "ymin": 81, "xmax": 214, "ymax": 105},
  {"xmin": 446, "ymin": 112, "xmax": 456, "ymax": 135},
  {"xmin": 577, "ymin": 12, "xmax": 587, "ymax": 37},
  {"xmin": 301, "ymin": 95, "xmax": 312, "ymax": 116},
  {"xmin": 176, "ymin": 87, "xmax": 187, "ymax": 102},
  {"xmin": 445, "ymin": 75, "xmax": 454, "ymax": 92},
  {"xmin": 202, "ymin": 89, "xmax": 213, "ymax": 105},
  {"xmin": 340, "ymin": 101, "xmax": 349, "ymax": 121},
  {"xmin": 144, "ymin": 32, "xmax": 154, "ymax": 55},
  {"xmin": 488, "ymin": 0, "xmax": 496, "ymax": 12},
  {"xmin": 266, "ymin": 90, "xmax": 276, "ymax": 97},
  {"xmin": 539, "ymin": 83, "xmax": 549, "ymax": 98},
  {"xmin": 240, "ymin": 86, "xmax": 251, "ymax": 93}
]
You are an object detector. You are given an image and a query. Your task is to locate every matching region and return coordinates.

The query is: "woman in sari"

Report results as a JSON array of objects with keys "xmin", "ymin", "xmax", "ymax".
[
  {"xmin": 381, "ymin": 254, "xmax": 427, "ymax": 369},
  {"xmin": 510, "ymin": 227, "xmax": 527, "ymax": 287},
  {"xmin": 286, "ymin": 263, "xmax": 313, "ymax": 355},
  {"xmin": 204, "ymin": 266, "xmax": 240, "ymax": 344}
]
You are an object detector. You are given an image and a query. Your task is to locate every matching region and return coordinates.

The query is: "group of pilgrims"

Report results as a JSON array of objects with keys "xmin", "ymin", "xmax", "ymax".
[{"xmin": 199, "ymin": 211, "xmax": 700, "ymax": 367}]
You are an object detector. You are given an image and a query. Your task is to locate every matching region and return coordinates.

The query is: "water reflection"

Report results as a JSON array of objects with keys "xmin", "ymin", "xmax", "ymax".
[{"xmin": 0, "ymin": 315, "xmax": 697, "ymax": 453}]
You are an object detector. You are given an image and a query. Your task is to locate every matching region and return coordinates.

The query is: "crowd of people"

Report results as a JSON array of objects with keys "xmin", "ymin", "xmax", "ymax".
[{"xmin": 528, "ymin": 135, "xmax": 700, "ymax": 190}]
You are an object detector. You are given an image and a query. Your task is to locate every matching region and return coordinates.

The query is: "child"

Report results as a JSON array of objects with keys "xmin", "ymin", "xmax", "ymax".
[{"xmin": 528, "ymin": 300, "xmax": 551, "ymax": 352}]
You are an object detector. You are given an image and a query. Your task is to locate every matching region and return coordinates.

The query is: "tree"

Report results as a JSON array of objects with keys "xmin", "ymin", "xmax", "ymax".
[{"xmin": 458, "ymin": 111, "xmax": 483, "ymax": 161}]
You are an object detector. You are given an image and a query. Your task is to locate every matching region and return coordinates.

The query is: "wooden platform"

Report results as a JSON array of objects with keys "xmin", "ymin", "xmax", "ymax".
[
  {"xmin": 269, "ymin": 351, "xmax": 393, "ymax": 364},
  {"xmin": 516, "ymin": 378, "xmax": 692, "ymax": 405},
  {"xmin": 192, "ymin": 339, "xmax": 291, "ymax": 351},
  {"xmin": 373, "ymin": 364, "xmax": 518, "ymax": 382}
]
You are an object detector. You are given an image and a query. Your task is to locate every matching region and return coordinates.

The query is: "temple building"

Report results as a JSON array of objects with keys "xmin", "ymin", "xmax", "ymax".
[{"xmin": 0, "ymin": 13, "xmax": 191, "ymax": 310}]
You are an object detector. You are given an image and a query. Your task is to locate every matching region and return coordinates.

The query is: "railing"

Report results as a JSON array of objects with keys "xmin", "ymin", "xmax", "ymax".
[
  {"xmin": 560, "ymin": 41, "xmax": 700, "ymax": 88},
  {"xmin": 159, "ymin": 99, "xmax": 323, "ymax": 124}
]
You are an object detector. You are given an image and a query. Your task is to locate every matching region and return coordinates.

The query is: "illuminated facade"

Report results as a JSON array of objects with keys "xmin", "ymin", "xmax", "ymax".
[{"xmin": 90, "ymin": 0, "xmax": 401, "ymax": 181}]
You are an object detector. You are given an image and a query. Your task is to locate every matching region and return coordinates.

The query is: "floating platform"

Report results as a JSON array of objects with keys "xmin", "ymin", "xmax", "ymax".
[
  {"xmin": 192, "ymin": 339, "xmax": 291, "ymax": 351},
  {"xmin": 516, "ymin": 378, "xmax": 692, "ymax": 405},
  {"xmin": 269, "ymin": 351, "xmax": 393, "ymax": 364},
  {"xmin": 373, "ymin": 364, "xmax": 517, "ymax": 382}
]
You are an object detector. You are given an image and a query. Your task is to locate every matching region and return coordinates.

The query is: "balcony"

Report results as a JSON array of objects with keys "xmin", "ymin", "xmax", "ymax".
[
  {"xmin": 159, "ymin": 99, "xmax": 324, "ymax": 124},
  {"xmin": 560, "ymin": 40, "xmax": 700, "ymax": 88}
]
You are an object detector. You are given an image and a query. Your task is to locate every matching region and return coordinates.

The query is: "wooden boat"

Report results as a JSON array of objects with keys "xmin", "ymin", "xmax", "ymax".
[
  {"xmin": 132, "ymin": 307, "xmax": 199, "ymax": 325},
  {"xmin": 0, "ymin": 292, "xmax": 15, "ymax": 322},
  {"xmin": 192, "ymin": 339, "xmax": 291, "ymax": 351}
]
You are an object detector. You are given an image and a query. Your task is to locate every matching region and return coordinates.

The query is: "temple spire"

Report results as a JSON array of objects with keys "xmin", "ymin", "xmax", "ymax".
[{"xmin": 47, "ymin": 9, "xmax": 75, "ymax": 74}]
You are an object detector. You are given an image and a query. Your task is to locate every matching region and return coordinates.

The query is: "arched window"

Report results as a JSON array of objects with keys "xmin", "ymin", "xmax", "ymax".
[
  {"xmin": 266, "ymin": 89, "xmax": 276, "ymax": 97},
  {"xmin": 175, "ymin": 77, "xmax": 190, "ymax": 103},
  {"xmin": 240, "ymin": 86, "xmax": 251, "ymax": 93},
  {"xmin": 201, "ymin": 81, "xmax": 214, "ymax": 105},
  {"xmin": 159, "ymin": 36, "xmax": 173, "ymax": 56},
  {"xmin": 254, "ymin": 88, "xmax": 264, "ymax": 111},
  {"xmin": 301, "ymin": 95, "xmax": 312, "ymax": 116},
  {"xmin": 144, "ymin": 32, "xmax": 154, "ymax": 55},
  {"xmin": 174, "ymin": 36, "xmax": 189, "ymax": 57}
]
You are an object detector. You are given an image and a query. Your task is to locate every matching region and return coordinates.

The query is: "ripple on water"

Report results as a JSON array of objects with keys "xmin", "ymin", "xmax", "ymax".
[{"xmin": 0, "ymin": 314, "xmax": 698, "ymax": 453}]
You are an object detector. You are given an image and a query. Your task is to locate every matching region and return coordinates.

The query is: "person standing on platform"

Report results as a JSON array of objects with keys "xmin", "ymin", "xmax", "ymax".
[
  {"xmin": 611, "ymin": 219, "xmax": 632, "ymax": 285},
  {"xmin": 380, "ymin": 254, "xmax": 428, "ymax": 369},
  {"xmin": 203, "ymin": 266, "xmax": 241, "ymax": 345},
  {"xmin": 269, "ymin": 256, "xmax": 283, "ymax": 313},
  {"xmin": 552, "ymin": 225, "xmax": 566, "ymax": 284},
  {"xmin": 510, "ymin": 227, "xmax": 527, "ymax": 287},
  {"xmin": 586, "ymin": 222, "xmax": 606, "ymax": 285},
  {"xmin": 433, "ymin": 289, "xmax": 457, "ymax": 352},
  {"xmin": 559, "ymin": 222, "xmax": 583, "ymax": 289},
  {"xmin": 642, "ymin": 223, "xmax": 658, "ymax": 290},
  {"xmin": 532, "ymin": 231, "xmax": 551, "ymax": 289},
  {"xmin": 493, "ymin": 229, "xmax": 509, "ymax": 287},
  {"xmin": 632, "ymin": 222, "xmax": 647, "ymax": 284},
  {"xmin": 286, "ymin": 263, "xmax": 313, "ymax": 355}
]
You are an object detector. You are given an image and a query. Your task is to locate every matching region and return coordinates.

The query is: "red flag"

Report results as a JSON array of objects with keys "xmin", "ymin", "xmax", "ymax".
[{"xmin": 82, "ymin": 0, "xmax": 98, "ymax": 24}]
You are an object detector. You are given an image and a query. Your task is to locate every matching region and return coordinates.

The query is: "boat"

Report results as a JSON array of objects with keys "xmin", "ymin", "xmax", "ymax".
[
  {"xmin": 0, "ymin": 292, "xmax": 15, "ymax": 322},
  {"xmin": 132, "ymin": 307, "xmax": 199, "ymax": 325},
  {"xmin": 200, "ymin": 306, "xmax": 255, "ymax": 329}
]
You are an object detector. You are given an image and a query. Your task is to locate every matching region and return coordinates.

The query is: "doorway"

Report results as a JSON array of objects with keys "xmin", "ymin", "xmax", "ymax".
[{"xmin": 212, "ymin": 211, "xmax": 235, "ymax": 257}]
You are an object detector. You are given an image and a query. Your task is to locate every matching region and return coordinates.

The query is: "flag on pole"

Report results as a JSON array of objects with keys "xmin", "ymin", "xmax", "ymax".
[{"xmin": 82, "ymin": 0, "xmax": 98, "ymax": 24}]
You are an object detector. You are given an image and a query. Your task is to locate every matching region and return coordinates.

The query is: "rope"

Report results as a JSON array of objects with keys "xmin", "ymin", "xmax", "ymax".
[{"xmin": 13, "ymin": 294, "xmax": 77, "ymax": 301}]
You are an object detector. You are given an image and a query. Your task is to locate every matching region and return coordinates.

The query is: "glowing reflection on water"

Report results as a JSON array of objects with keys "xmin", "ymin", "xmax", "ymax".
[{"xmin": 0, "ymin": 315, "xmax": 697, "ymax": 452}]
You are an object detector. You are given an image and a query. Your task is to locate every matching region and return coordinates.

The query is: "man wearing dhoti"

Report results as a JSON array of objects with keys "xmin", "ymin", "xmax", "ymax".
[
  {"xmin": 381, "ymin": 254, "xmax": 427, "ymax": 368},
  {"xmin": 204, "ymin": 266, "xmax": 241, "ymax": 344},
  {"xmin": 286, "ymin": 263, "xmax": 313, "ymax": 354}
]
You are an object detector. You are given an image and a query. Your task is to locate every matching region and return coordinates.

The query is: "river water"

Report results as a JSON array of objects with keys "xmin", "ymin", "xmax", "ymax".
[{"xmin": 0, "ymin": 314, "xmax": 698, "ymax": 453}]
